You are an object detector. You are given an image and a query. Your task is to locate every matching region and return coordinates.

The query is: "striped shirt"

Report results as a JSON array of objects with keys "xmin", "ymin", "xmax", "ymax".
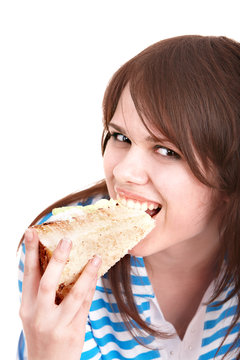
[{"xmin": 17, "ymin": 198, "xmax": 240, "ymax": 360}]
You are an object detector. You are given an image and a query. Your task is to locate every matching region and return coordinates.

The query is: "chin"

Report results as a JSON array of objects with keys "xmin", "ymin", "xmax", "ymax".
[
  {"xmin": 128, "ymin": 239, "xmax": 149, "ymax": 257},
  {"xmin": 128, "ymin": 248, "xmax": 141, "ymax": 256}
]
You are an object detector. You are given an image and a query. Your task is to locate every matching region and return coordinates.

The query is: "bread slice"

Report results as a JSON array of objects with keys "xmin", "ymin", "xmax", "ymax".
[{"xmin": 33, "ymin": 199, "xmax": 155, "ymax": 304}]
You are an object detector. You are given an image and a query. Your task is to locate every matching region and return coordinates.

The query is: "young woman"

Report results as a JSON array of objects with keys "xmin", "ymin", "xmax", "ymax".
[{"xmin": 18, "ymin": 35, "xmax": 240, "ymax": 360}]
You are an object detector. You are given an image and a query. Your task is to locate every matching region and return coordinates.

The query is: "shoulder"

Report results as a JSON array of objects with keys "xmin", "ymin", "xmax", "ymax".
[{"xmin": 200, "ymin": 282, "xmax": 239, "ymax": 358}]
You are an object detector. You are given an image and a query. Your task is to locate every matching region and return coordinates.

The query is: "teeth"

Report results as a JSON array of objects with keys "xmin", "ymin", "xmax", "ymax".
[
  {"xmin": 117, "ymin": 195, "xmax": 159, "ymax": 212},
  {"xmin": 148, "ymin": 204, "xmax": 155, "ymax": 211},
  {"xmin": 126, "ymin": 199, "xmax": 135, "ymax": 209},
  {"xmin": 141, "ymin": 202, "xmax": 148, "ymax": 211},
  {"xmin": 135, "ymin": 202, "xmax": 142, "ymax": 210},
  {"xmin": 121, "ymin": 198, "xmax": 127, "ymax": 206}
]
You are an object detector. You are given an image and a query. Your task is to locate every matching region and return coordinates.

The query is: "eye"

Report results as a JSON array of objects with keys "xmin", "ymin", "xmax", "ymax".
[
  {"xmin": 155, "ymin": 146, "xmax": 181, "ymax": 159},
  {"xmin": 110, "ymin": 132, "xmax": 131, "ymax": 144}
]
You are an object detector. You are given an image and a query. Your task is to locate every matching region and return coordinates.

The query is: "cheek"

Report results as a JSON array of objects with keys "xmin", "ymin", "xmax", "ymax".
[
  {"xmin": 103, "ymin": 147, "xmax": 115, "ymax": 178},
  {"xmin": 153, "ymin": 168, "xmax": 214, "ymax": 228},
  {"xmin": 103, "ymin": 141, "xmax": 126, "ymax": 176},
  {"xmin": 103, "ymin": 145, "xmax": 120, "ymax": 197},
  {"xmin": 168, "ymin": 192, "xmax": 215, "ymax": 244}
]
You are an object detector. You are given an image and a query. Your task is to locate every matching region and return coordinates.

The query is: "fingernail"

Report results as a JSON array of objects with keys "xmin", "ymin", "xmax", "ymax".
[
  {"xmin": 25, "ymin": 229, "xmax": 33, "ymax": 242},
  {"xmin": 59, "ymin": 238, "xmax": 72, "ymax": 251},
  {"xmin": 91, "ymin": 255, "xmax": 102, "ymax": 267}
]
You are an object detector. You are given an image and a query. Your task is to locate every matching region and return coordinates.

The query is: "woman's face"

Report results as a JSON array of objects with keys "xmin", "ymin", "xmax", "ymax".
[{"xmin": 103, "ymin": 86, "xmax": 220, "ymax": 257}]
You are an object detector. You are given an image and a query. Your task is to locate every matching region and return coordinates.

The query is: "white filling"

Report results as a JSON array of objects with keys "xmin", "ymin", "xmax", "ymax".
[{"xmin": 47, "ymin": 208, "xmax": 85, "ymax": 223}]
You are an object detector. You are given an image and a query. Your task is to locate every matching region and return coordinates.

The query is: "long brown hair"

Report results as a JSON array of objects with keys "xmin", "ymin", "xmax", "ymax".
[
  {"xmin": 19, "ymin": 35, "xmax": 240, "ymax": 358},
  {"xmin": 103, "ymin": 35, "xmax": 240, "ymax": 358}
]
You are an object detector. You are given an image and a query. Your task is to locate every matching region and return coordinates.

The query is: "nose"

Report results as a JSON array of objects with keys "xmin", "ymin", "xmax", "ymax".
[{"xmin": 113, "ymin": 146, "xmax": 149, "ymax": 185}]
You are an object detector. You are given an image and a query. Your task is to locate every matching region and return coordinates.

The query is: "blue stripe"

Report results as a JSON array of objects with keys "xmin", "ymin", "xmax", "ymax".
[
  {"xmin": 81, "ymin": 344, "xmax": 100, "ymax": 360},
  {"xmin": 131, "ymin": 274, "xmax": 151, "ymax": 286},
  {"xmin": 85, "ymin": 330, "xmax": 95, "ymax": 341},
  {"xmin": 66, "ymin": 195, "xmax": 110, "ymax": 208},
  {"xmin": 39, "ymin": 212, "xmax": 52, "ymax": 224},
  {"xmin": 206, "ymin": 302, "xmax": 224, "ymax": 312},
  {"xmin": 95, "ymin": 333, "xmax": 155, "ymax": 350},
  {"xmin": 204, "ymin": 306, "xmax": 237, "ymax": 329},
  {"xmin": 137, "ymin": 300, "xmax": 150, "ymax": 313},
  {"xmin": 202, "ymin": 324, "xmax": 240, "ymax": 346},
  {"xmin": 134, "ymin": 293, "xmax": 155, "ymax": 299},
  {"xmin": 91, "ymin": 316, "xmax": 127, "ymax": 332},
  {"xmin": 19, "ymin": 259, "xmax": 24, "ymax": 272},
  {"xmin": 17, "ymin": 331, "xmax": 25, "ymax": 360},
  {"xmin": 101, "ymin": 349, "xmax": 160, "ymax": 360},
  {"xmin": 78, "ymin": 197, "xmax": 94, "ymax": 206},
  {"xmin": 91, "ymin": 298, "xmax": 150, "ymax": 314},
  {"xmin": 18, "ymin": 280, "xmax": 22, "ymax": 293},
  {"xmin": 90, "ymin": 298, "xmax": 120, "ymax": 313},
  {"xmin": 131, "ymin": 256, "xmax": 145, "ymax": 268},
  {"xmin": 91, "ymin": 315, "xmax": 152, "ymax": 334},
  {"xmin": 96, "ymin": 285, "xmax": 112, "ymax": 294},
  {"xmin": 206, "ymin": 288, "xmax": 234, "ymax": 313},
  {"xmin": 199, "ymin": 341, "xmax": 239, "ymax": 360}
]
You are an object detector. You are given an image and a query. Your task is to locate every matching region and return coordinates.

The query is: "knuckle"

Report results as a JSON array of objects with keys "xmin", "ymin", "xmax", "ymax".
[
  {"xmin": 51, "ymin": 251, "xmax": 67, "ymax": 265},
  {"xmin": 24, "ymin": 262, "xmax": 39, "ymax": 276},
  {"xmin": 39, "ymin": 277, "xmax": 53, "ymax": 294},
  {"xmin": 25, "ymin": 242, "xmax": 36, "ymax": 252},
  {"xmin": 70, "ymin": 287, "xmax": 83, "ymax": 302},
  {"xmin": 33, "ymin": 318, "xmax": 47, "ymax": 335},
  {"xmin": 84, "ymin": 263, "xmax": 98, "ymax": 278},
  {"xmin": 81, "ymin": 297, "xmax": 92, "ymax": 312},
  {"xmin": 19, "ymin": 306, "xmax": 28, "ymax": 321},
  {"xmin": 67, "ymin": 331, "xmax": 80, "ymax": 346},
  {"xmin": 51, "ymin": 327, "xmax": 63, "ymax": 342},
  {"xmin": 23, "ymin": 264, "xmax": 31, "ymax": 276}
]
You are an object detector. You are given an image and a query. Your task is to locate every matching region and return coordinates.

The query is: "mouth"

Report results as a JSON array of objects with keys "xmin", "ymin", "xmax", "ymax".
[{"xmin": 116, "ymin": 194, "xmax": 162, "ymax": 218}]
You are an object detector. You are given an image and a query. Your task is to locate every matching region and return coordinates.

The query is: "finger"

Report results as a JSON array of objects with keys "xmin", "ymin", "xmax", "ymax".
[
  {"xmin": 21, "ymin": 228, "xmax": 41, "ymax": 308},
  {"xmin": 59, "ymin": 255, "xmax": 101, "ymax": 325},
  {"xmin": 37, "ymin": 237, "xmax": 72, "ymax": 309},
  {"xmin": 70, "ymin": 273, "xmax": 98, "ymax": 331}
]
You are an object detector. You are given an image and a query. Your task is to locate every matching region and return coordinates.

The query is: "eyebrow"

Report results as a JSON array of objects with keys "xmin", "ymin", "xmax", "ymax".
[{"xmin": 108, "ymin": 122, "xmax": 167, "ymax": 144}]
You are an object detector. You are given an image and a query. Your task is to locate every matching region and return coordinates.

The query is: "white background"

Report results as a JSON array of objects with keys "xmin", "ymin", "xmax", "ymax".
[{"xmin": 0, "ymin": 0, "xmax": 239, "ymax": 357}]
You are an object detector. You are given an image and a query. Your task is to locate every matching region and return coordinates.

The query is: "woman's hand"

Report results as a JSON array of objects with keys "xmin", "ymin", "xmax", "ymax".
[{"xmin": 19, "ymin": 228, "xmax": 101, "ymax": 360}]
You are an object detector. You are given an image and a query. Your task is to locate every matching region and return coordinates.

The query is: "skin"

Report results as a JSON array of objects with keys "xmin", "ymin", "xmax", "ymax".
[{"xmin": 103, "ymin": 86, "xmax": 221, "ymax": 338}]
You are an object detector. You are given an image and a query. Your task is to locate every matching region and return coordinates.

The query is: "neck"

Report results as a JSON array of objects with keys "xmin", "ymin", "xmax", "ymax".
[
  {"xmin": 144, "ymin": 233, "xmax": 221, "ymax": 341},
  {"xmin": 144, "ymin": 235, "xmax": 220, "ymax": 282}
]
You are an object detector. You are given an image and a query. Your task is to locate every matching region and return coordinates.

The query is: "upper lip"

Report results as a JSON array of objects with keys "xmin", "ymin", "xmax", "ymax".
[{"xmin": 116, "ymin": 187, "xmax": 160, "ymax": 206}]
